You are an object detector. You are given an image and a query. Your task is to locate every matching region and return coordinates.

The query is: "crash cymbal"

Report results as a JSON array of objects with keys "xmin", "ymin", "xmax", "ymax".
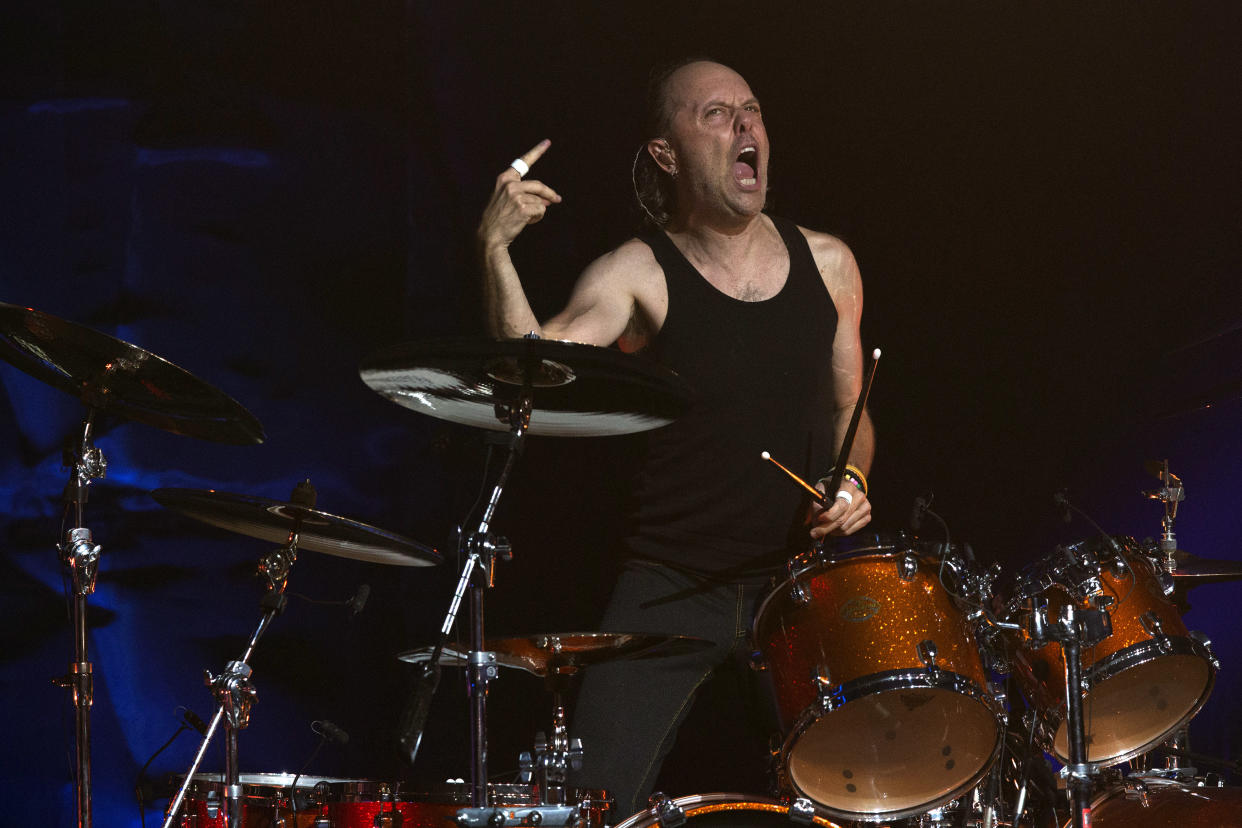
[
  {"xmin": 359, "ymin": 337, "xmax": 691, "ymax": 437},
  {"xmin": 151, "ymin": 487, "xmax": 439, "ymax": 566},
  {"xmin": 0, "ymin": 302, "xmax": 264, "ymax": 444},
  {"xmin": 397, "ymin": 632, "xmax": 712, "ymax": 677},
  {"xmin": 1163, "ymin": 549, "xmax": 1242, "ymax": 584}
]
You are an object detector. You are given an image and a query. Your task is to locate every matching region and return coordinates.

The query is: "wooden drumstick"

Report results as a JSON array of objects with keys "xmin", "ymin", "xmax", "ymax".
[
  {"xmin": 826, "ymin": 347, "xmax": 881, "ymax": 498},
  {"xmin": 761, "ymin": 450, "xmax": 828, "ymax": 505}
]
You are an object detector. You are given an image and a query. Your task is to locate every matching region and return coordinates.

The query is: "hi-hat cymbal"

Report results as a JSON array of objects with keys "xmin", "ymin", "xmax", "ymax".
[
  {"xmin": 0, "ymin": 302, "xmax": 264, "ymax": 445},
  {"xmin": 359, "ymin": 337, "xmax": 691, "ymax": 437},
  {"xmin": 152, "ymin": 487, "xmax": 439, "ymax": 566},
  {"xmin": 397, "ymin": 632, "xmax": 712, "ymax": 677}
]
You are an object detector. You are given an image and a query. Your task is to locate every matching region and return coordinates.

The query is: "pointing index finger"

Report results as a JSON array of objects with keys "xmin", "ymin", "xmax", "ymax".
[{"xmin": 518, "ymin": 138, "xmax": 552, "ymax": 172}]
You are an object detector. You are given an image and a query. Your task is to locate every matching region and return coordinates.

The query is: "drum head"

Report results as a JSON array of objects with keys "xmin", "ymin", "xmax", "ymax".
[
  {"xmin": 1052, "ymin": 653, "xmax": 1214, "ymax": 763},
  {"xmin": 788, "ymin": 688, "xmax": 1000, "ymax": 820}
]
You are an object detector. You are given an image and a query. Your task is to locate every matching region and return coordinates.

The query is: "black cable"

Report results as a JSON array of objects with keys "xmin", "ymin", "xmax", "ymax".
[
  {"xmin": 135, "ymin": 708, "xmax": 200, "ymax": 828},
  {"xmin": 289, "ymin": 738, "xmax": 327, "ymax": 822}
]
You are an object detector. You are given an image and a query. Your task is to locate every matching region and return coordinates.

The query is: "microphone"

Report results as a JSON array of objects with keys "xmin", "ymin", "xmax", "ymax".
[
  {"xmin": 1054, "ymin": 489, "xmax": 1124, "ymax": 555},
  {"xmin": 909, "ymin": 495, "xmax": 929, "ymax": 531},
  {"xmin": 347, "ymin": 584, "xmax": 370, "ymax": 616},
  {"xmin": 1053, "ymin": 490, "xmax": 1073, "ymax": 524},
  {"xmin": 397, "ymin": 663, "xmax": 441, "ymax": 765},
  {"xmin": 182, "ymin": 708, "xmax": 208, "ymax": 736},
  {"xmin": 314, "ymin": 720, "xmax": 350, "ymax": 746}
]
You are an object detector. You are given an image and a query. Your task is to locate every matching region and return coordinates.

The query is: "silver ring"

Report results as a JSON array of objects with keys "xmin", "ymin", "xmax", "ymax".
[
  {"xmin": 509, "ymin": 158, "xmax": 530, "ymax": 178},
  {"xmin": 835, "ymin": 489, "xmax": 854, "ymax": 505}
]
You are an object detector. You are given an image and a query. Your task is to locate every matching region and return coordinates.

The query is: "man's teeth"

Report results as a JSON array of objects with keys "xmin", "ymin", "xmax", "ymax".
[{"xmin": 737, "ymin": 147, "xmax": 758, "ymax": 185}]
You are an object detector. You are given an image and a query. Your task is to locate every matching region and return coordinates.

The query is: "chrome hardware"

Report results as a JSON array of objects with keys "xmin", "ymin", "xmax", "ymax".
[
  {"xmin": 1140, "ymin": 611, "xmax": 1173, "ymax": 654},
  {"xmin": 917, "ymin": 639, "xmax": 940, "ymax": 678},
  {"xmin": 648, "ymin": 793, "xmax": 685, "ymax": 828},
  {"xmin": 1189, "ymin": 629, "xmax": 1221, "ymax": 668},
  {"xmin": 897, "ymin": 552, "xmax": 919, "ymax": 581},
  {"xmin": 788, "ymin": 798, "xmax": 817, "ymax": 824},
  {"xmin": 813, "ymin": 667, "xmax": 839, "ymax": 712},
  {"xmin": 1120, "ymin": 777, "xmax": 1152, "ymax": 808}
]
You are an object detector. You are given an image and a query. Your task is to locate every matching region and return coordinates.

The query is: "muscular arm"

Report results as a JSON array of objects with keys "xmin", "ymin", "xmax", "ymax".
[
  {"xmin": 478, "ymin": 141, "xmax": 649, "ymax": 347},
  {"xmin": 826, "ymin": 244, "xmax": 875, "ymax": 478},
  {"xmin": 803, "ymin": 229, "xmax": 875, "ymax": 536}
]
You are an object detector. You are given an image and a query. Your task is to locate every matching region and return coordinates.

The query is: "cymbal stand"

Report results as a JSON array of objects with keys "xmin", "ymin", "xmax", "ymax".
[
  {"xmin": 1029, "ymin": 597, "xmax": 1113, "ymax": 828},
  {"xmin": 411, "ymin": 371, "xmax": 532, "ymax": 812},
  {"xmin": 162, "ymin": 482, "xmax": 311, "ymax": 828},
  {"xmin": 57, "ymin": 410, "xmax": 107, "ymax": 828}
]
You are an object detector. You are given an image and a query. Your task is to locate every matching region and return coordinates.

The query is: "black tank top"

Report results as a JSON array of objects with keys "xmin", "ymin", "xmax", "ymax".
[{"xmin": 627, "ymin": 215, "xmax": 840, "ymax": 574}]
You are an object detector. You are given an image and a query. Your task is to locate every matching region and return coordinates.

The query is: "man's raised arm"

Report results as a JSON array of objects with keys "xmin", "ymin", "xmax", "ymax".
[{"xmin": 476, "ymin": 140, "xmax": 642, "ymax": 347}]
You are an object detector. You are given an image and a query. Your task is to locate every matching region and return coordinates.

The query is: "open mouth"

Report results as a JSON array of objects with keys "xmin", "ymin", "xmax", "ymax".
[{"xmin": 733, "ymin": 146, "xmax": 759, "ymax": 187}]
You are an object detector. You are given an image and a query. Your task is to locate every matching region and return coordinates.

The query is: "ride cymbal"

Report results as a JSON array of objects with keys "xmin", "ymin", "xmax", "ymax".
[
  {"xmin": 0, "ymin": 302, "xmax": 264, "ymax": 444},
  {"xmin": 359, "ymin": 337, "xmax": 691, "ymax": 437}
]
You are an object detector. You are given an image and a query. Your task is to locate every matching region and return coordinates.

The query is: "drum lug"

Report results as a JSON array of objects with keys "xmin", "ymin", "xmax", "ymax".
[
  {"xmin": 1189, "ymin": 629, "xmax": 1220, "ymax": 668},
  {"xmin": 749, "ymin": 649, "xmax": 767, "ymax": 671},
  {"xmin": 647, "ymin": 792, "xmax": 686, "ymax": 828},
  {"xmin": 897, "ymin": 552, "xmax": 919, "ymax": 581},
  {"xmin": 1108, "ymin": 555, "xmax": 1130, "ymax": 579},
  {"xmin": 812, "ymin": 667, "xmax": 839, "ymax": 711},
  {"xmin": 1140, "ymin": 611, "xmax": 1174, "ymax": 654},
  {"xmin": 1120, "ymin": 777, "xmax": 1152, "ymax": 807},
  {"xmin": 790, "ymin": 580, "xmax": 812, "ymax": 606},
  {"xmin": 916, "ymin": 639, "xmax": 940, "ymax": 679},
  {"xmin": 787, "ymin": 797, "xmax": 817, "ymax": 824}
]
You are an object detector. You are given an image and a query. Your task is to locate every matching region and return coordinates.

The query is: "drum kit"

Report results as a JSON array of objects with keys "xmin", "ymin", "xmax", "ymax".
[{"xmin": 4, "ymin": 301, "xmax": 1241, "ymax": 828}]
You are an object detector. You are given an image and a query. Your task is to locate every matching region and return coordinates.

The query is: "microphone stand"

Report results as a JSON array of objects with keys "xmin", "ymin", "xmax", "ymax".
[{"xmin": 161, "ymin": 481, "xmax": 313, "ymax": 828}]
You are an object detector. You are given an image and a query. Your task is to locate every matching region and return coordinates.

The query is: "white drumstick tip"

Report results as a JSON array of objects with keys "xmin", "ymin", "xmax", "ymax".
[
  {"xmin": 872, "ymin": 348, "xmax": 881, "ymax": 359},
  {"xmin": 760, "ymin": 451, "xmax": 771, "ymax": 460}
]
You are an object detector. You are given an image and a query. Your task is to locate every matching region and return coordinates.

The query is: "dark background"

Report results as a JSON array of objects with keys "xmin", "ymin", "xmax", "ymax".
[{"xmin": 2, "ymin": 2, "xmax": 1240, "ymax": 825}]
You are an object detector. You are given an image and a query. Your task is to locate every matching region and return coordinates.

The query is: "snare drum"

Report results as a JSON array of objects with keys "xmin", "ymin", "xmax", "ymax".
[
  {"xmin": 326, "ymin": 781, "xmax": 611, "ymax": 828},
  {"xmin": 752, "ymin": 533, "xmax": 1003, "ymax": 822},
  {"xmin": 172, "ymin": 773, "xmax": 345, "ymax": 827},
  {"xmin": 1001, "ymin": 537, "xmax": 1217, "ymax": 766},
  {"xmin": 614, "ymin": 793, "xmax": 845, "ymax": 828}
]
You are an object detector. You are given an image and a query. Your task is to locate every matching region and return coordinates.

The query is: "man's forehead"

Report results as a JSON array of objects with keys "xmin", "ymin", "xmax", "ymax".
[{"xmin": 666, "ymin": 61, "xmax": 755, "ymax": 108}]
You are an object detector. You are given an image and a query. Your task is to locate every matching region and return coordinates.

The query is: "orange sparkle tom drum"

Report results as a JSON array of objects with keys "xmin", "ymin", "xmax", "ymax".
[
  {"xmin": 752, "ymin": 533, "xmax": 1003, "ymax": 823},
  {"xmin": 1001, "ymin": 537, "xmax": 1217, "ymax": 766}
]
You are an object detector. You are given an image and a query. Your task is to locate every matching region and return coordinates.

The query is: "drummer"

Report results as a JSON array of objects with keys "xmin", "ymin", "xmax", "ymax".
[{"xmin": 477, "ymin": 58, "xmax": 874, "ymax": 814}]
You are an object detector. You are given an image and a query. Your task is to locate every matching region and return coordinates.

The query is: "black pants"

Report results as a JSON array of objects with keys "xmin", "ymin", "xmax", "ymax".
[{"xmin": 570, "ymin": 560, "xmax": 777, "ymax": 819}]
